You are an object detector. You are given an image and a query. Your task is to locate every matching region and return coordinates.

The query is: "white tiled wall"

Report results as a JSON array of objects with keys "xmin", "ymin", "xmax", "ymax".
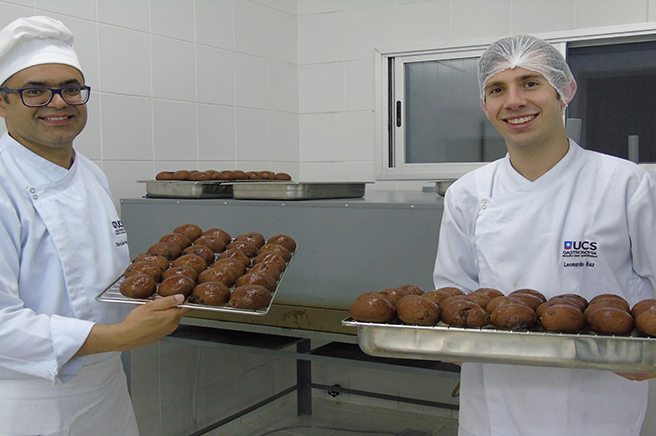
[
  {"xmin": 0, "ymin": 0, "xmax": 299, "ymax": 209},
  {"xmin": 1, "ymin": 0, "xmax": 656, "ymax": 434},
  {"xmin": 0, "ymin": 0, "xmax": 654, "ymax": 202}
]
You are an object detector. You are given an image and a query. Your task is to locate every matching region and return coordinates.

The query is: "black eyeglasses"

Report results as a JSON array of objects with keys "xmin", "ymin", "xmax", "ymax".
[{"xmin": 0, "ymin": 85, "xmax": 91, "ymax": 107}]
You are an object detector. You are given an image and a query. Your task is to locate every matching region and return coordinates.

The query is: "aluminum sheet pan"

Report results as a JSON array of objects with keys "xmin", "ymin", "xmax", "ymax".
[
  {"xmin": 231, "ymin": 182, "xmax": 366, "ymax": 200},
  {"xmin": 138, "ymin": 180, "xmax": 233, "ymax": 199},
  {"xmin": 342, "ymin": 318, "xmax": 656, "ymax": 372},
  {"xmin": 96, "ymin": 249, "xmax": 296, "ymax": 316}
]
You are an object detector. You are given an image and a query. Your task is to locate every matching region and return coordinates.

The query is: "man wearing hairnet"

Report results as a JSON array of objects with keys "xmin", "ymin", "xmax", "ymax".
[
  {"xmin": 0, "ymin": 16, "xmax": 189, "ymax": 435},
  {"xmin": 433, "ymin": 35, "xmax": 656, "ymax": 436}
]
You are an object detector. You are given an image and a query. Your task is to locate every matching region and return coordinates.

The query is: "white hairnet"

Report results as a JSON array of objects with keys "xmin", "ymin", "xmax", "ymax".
[
  {"xmin": 0, "ymin": 16, "xmax": 82, "ymax": 85},
  {"xmin": 478, "ymin": 35, "xmax": 576, "ymax": 105}
]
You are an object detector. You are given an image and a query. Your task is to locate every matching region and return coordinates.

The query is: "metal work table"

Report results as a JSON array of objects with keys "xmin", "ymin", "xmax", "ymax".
[{"xmin": 120, "ymin": 190, "xmax": 455, "ymax": 435}]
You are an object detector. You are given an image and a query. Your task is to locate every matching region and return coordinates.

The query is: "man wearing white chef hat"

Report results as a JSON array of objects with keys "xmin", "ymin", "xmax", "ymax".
[
  {"xmin": 434, "ymin": 35, "xmax": 656, "ymax": 436},
  {"xmin": 0, "ymin": 16, "xmax": 189, "ymax": 435}
]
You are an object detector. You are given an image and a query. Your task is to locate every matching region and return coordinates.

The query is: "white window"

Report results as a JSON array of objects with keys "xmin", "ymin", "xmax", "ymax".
[{"xmin": 376, "ymin": 24, "xmax": 656, "ymax": 181}]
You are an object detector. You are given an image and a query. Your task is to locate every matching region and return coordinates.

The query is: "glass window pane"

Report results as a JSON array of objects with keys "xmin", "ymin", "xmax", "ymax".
[
  {"xmin": 567, "ymin": 41, "xmax": 656, "ymax": 163},
  {"xmin": 403, "ymin": 57, "xmax": 506, "ymax": 164}
]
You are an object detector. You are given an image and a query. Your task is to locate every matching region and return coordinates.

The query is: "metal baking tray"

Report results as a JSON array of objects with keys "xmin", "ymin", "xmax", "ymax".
[
  {"xmin": 138, "ymin": 180, "xmax": 233, "ymax": 199},
  {"xmin": 231, "ymin": 182, "xmax": 366, "ymax": 200},
  {"xmin": 96, "ymin": 249, "xmax": 296, "ymax": 316},
  {"xmin": 342, "ymin": 318, "xmax": 656, "ymax": 373}
]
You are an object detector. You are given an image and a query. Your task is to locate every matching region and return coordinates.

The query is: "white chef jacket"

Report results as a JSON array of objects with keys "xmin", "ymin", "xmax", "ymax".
[
  {"xmin": 434, "ymin": 140, "xmax": 656, "ymax": 436},
  {"xmin": 0, "ymin": 133, "xmax": 138, "ymax": 435}
]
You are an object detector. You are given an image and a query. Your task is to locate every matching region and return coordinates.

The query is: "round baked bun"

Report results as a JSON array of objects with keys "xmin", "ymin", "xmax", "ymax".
[
  {"xmin": 395, "ymin": 295, "xmax": 441, "ymax": 326},
  {"xmin": 133, "ymin": 253, "xmax": 169, "ymax": 273},
  {"xmin": 436, "ymin": 287, "xmax": 465, "ymax": 297},
  {"xmin": 203, "ymin": 228, "xmax": 232, "ymax": 245},
  {"xmin": 396, "ymin": 284, "xmax": 424, "ymax": 295},
  {"xmin": 469, "ymin": 291, "xmax": 492, "ymax": 310},
  {"xmin": 547, "ymin": 295, "xmax": 587, "ymax": 312},
  {"xmin": 120, "ymin": 274, "xmax": 157, "ymax": 299},
  {"xmin": 147, "ymin": 242, "xmax": 182, "ymax": 260},
  {"xmin": 161, "ymin": 265, "xmax": 199, "ymax": 282},
  {"xmin": 586, "ymin": 306, "xmax": 634, "ymax": 334},
  {"xmin": 350, "ymin": 292, "xmax": 396, "ymax": 323},
  {"xmin": 635, "ymin": 307, "xmax": 656, "ymax": 337},
  {"xmin": 266, "ymin": 234, "xmax": 297, "ymax": 252},
  {"xmin": 227, "ymin": 240, "xmax": 258, "ymax": 258},
  {"xmin": 441, "ymin": 300, "xmax": 489, "ymax": 327},
  {"xmin": 156, "ymin": 171, "xmax": 174, "ymax": 180},
  {"xmin": 173, "ymin": 223, "xmax": 203, "ymax": 242},
  {"xmin": 490, "ymin": 303, "xmax": 537, "ymax": 330},
  {"xmin": 159, "ymin": 233, "xmax": 192, "ymax": 250},
  {"xmin": 474, "ymin": 288, "xmax": 504, "ymax": 300},
  {"xmin": 188, "ymin": 282, "xmax": 230, "ymax": 306},
  {"xmin": 588, "ymin": 294, "xmax": 630, "ymax": 312},
  {"xmin": 235, "ymin": 232, "xmax": 266, "ymax": 249},
  {"xmin": 182, "ymin": 244, "xmax": 216, "ymax": 265},
  {"xmin": 421, "ymin": 289, "xmax": 451, "ymax": 306},
  {"xmin": 536, "ymin": 298, "xmax": 582, "ymax": 318},
  {"xmin": 230, "ymin": 284, "xmax": 272, "ymax": 310},
  {"xmin": 194, "ymin": 235, "xmax": 227, "ymax": 253},
  {"xmin": 378, "ymin": 288, "xmax": 409, "ymax": 305},
  {"xmin": 486, "ymin": 296, "xmax": 528, "ymax": 315},
  {"xmin": 172, "ymin": 254, "xmax": 208, "ymax": 274},
  {"xmin": 539, "ymin": 304, "xmax": 586, "ymax": 332},
  {"xmin": 235, "ymin": 271, "xmax": 277, "ymax": 293},
  {"xmin": 632, "ymin": 299, "xmax": 656, "ymax": 319},
  {"xmin": 510, "ymin": 289, "xmax": 546, "ymax": 303},
  {"xmin": 123, "ymin": 261, "xmax": 162, "ymax": 281},
  {"xmin": 505, "ymin": 292, "xmax": 543, "ymax": 311},
  {"xmin": 257, "ymin": 243, "xmax": 292, "ymax": 262},
  {"xmin": 218, "ymin": 248, "xmax": 252, "ymax": 268},
  {"xmin": 158, "ymin": 275, "xmax": 196, "ymax": 298},
  {"xmin": 212, "ymin": 258, "xmax": 247, "ymax": 277}
]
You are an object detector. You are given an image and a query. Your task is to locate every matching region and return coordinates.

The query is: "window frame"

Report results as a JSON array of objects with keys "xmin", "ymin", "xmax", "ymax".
[{"xmin": 375, "ymin": 23, "xmax": 656, "ymax": 181}]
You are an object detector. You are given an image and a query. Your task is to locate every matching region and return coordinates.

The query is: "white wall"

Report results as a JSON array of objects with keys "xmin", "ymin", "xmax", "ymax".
[
  {"xmin": 0, "ymin": 0, "xmax": 655, "ymax": 203},
  {"xmin": 0, "ymin": 0, "xmax": 299, "ymax": 211}
]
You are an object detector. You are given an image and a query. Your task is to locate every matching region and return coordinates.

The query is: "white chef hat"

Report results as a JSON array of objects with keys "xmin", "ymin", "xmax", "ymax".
[
  {"xmin": 478, "ymin": 35, "xmax": 576, "ymax": 106},
  {"xmin": 0, "ymin": 16, "xmax": 82, "ymax": 86}
]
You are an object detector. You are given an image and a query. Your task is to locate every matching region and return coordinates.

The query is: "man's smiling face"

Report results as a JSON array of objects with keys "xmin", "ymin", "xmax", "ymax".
[
  {"xmin": 0, "ymin": 63, "xmax": 87, "ymax": 161},
  {"xmin": 482, "ymin": 66, "xmax": 566, "ymax": 151}
]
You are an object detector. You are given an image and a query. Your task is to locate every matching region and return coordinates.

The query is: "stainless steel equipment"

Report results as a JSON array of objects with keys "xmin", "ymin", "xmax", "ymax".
[
  {"xmin": 343, "ymin": 318, "xmax": 656, "ymax": 373},
  {"xmin": 138, "ymin": 180, "xmax": 367, "ymax": 201},
  {"xmin": 138, "ymin": 180, "xmax": 233, "ymax": 198},
  {"xmin": 231, "ymin": 182, "xmax": 366, "ymax": 200}
]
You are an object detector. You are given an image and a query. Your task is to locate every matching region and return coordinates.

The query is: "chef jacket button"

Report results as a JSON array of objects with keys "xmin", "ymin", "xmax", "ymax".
[
  {"xmin": 481, "ymin": 205, "xmax": 487, "ymax": 210},
  {"xmin": 32, "ymin": 194, "xmax": 38, "ymax": 200},
  {"xmin": 29, "ymin": 187, "xmax": 36, "ymax": 193},
  {"xmin": 482, "ymin": 199, "xmax": 488, "ymax": 204}
]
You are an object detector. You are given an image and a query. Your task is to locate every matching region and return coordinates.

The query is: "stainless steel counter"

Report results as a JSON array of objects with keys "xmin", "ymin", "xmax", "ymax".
[{"xmin": 120, "ymin": 190, "xmax": 445, "ymax": 318}]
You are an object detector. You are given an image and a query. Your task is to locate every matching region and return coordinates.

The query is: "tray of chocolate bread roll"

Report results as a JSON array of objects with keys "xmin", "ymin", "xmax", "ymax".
[
  {"xmin": 96, "ymin": 224, "xmax": 297, "ymax": 316},
  {"xmin": 343, "ymin": 286, "xmax": 656, "ymax": 372},
  {"xmin": 138, "ymin": 170, "xmax": 293, "ymax": 199}
]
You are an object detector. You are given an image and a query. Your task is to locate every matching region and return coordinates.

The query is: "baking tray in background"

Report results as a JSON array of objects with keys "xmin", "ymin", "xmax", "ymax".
[
  {"xmin": 231, "ymin": 182, "xmax": 366, "ymax": 200},
  {"xmin": 97, "ymin": 249, "xmax": 296, "ymax": 316},
  {"xmin": 138, "ymin": 180, "xmax": 233, "ymax": 199},
  {"xmin": 342, "ymin": 318, "xmax": 656, "ymax": 373}
]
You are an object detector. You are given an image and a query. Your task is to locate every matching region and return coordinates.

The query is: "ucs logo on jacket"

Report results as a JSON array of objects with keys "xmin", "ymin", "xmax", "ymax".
[
  {"xmin": 562, "ymin": 240, "xmax": 598, "ymax": 262},
  {"xmin": 564, "ymin": 240, "xmax": 597, "ymax": 250}
]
